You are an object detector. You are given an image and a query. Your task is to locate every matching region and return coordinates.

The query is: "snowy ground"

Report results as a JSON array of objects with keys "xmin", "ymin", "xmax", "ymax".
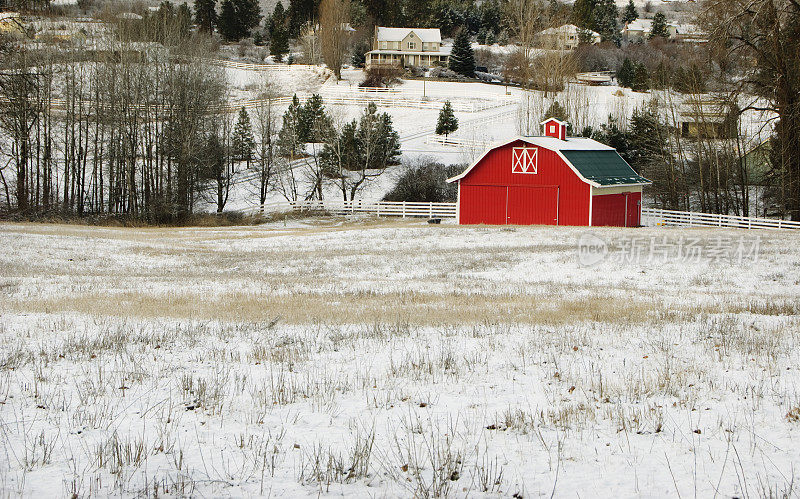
[{"xmin": 1, "ymin": 219, "xmax": 799, "ymax": 497}]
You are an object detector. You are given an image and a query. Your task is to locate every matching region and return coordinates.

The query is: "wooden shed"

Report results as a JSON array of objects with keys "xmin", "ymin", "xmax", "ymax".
[{"xmin": 447, "ymin": 118, "xmax": 651, "ymax": 226}]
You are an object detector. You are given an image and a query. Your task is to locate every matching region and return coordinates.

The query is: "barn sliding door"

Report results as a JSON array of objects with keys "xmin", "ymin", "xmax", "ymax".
[
  {"xmin": 459, "ymin": 185, "xmax": 507, "ymax": 225},
  {"xmin": 507, "ymin": 186, "xmax": 559, "ymax": 225}
]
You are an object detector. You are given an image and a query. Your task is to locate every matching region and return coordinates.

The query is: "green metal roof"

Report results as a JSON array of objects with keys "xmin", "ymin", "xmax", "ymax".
[{"xmin": 560, "ymin": 150, "xmax": 651, "ymax": 186}]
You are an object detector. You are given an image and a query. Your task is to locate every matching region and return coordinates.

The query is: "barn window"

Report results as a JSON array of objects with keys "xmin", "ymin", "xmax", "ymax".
[{"xmin": 512, "ymin": 147, "xmax": 538, "ymax": 174}]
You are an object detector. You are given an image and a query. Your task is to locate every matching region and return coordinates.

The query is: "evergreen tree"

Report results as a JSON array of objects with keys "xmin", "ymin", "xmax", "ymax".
[
  {"xmin": 232, "ymin": 107, "xmax": 256, "ymax": 163},
  {"xmin": 593, "ymin": 0, "xmax": 621, "ymax": 45},
  {"xmin": 288, "ymin": 0, "xmax": 317, "ymax": 37},
  {"xmin": 269, "ymin": 2, "xmax": 289, "ymax": 61},
  {"xmin": 217, "ymin": 0, "xmax": 241, "ymax": 40},
  {"xmin": 617, "ymin": 57, "xmax": 636, "ymax": 88},
  {"xmin": 278, "ymin": 95, "xmax": 305, "ymax": 157},
  {"xmin": 436, "ymin": 101, "xmax": 459, "ymax": 137},
  {"xmin": 217, "ymin": 0, "xmax": 262, "ymax": 41},
  {"xmin": 572, "ymin": 0, "xmax": 598, "ymax": 30},
  {"xmin": 356, "ymin": 103, "xmax": 401, "ymax": 170},
  {"xmin": 449, "ymin": 28, "xmax": 475, "ymax": 77},
  {"xmin": 176, "ymin": 3, "xmax": 193, "ymax": 37},
  {"xmin": 237, "ymin": 0, "xmax": 262, "ymax": 36},
  {"xmin": 649, "ymin": 12, "xmax": 669, "ymax": 39},
  {"xmin": 632, "ymin": 62, "xmax": 649, "ymax": 91},
  {"xmin": 621, "ymin": 0, "xmax": 637, "ymax": 25},
  {"xmin": 299, "ymin": 94, "xmax": 332, "ymax": 142},
  {"xmin": 194, "ymin": 0, "xmax": 216, "ymax": 33}
]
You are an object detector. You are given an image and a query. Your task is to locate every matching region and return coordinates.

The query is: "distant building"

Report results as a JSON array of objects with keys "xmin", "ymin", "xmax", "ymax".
[
  {"xmin": 623, "ymin": 18, "xmax": 707, "ymax": 43},
  {"xmin": 679, "ymin": 95, "xmax": 738, "ymax": 139},
  {"xmin": 535, "ymin": 24, "xmax": 601, "ymax": 50},
  {"xmin": 0, "ymin": 12, "xmax": 25, "ymax": 37},
  {"xmin": 365, "ymin": 27, "xmax": 450, "ymax": 69}
]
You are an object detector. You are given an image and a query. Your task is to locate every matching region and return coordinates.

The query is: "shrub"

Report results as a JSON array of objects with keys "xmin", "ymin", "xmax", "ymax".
[
  {"xmin": 360, "ymin": 66, "xmax": 403, "ymax": 87},
  {"xmin": 382, "ymin": 161, "xmax": 464, "ymax": 202}
]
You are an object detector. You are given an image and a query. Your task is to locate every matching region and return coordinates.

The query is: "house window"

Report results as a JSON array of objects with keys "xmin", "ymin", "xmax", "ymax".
[
  {"xmin": 512, "ymin": 147, "xmax": 538, "ymax": 174},
  {"xmin": 408, "ymin": 42, "xmax": 416, "ymax": 49},
  {"xmin": 381, "ymin": 41, "xmax": 387, "ymax": 49}
]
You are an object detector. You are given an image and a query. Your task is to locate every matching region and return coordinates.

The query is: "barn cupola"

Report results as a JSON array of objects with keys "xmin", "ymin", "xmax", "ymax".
[{"xmin": 541, "ymin": 118, "xmax": 568, "ymax": 141}]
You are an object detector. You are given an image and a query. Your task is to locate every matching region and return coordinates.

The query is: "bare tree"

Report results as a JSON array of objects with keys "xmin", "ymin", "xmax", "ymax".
[
  {"xmin": 250, "ymin": 82, "xmax": 280, "ymax": 212},
  {"xmin": 319, "ymin": 0, "xmax": 351, "ymax": 80}
]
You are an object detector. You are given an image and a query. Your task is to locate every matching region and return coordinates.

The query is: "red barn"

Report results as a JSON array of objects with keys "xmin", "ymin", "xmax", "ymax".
[{"xmin": 447, "ymin": 118, "xmax": 651, "ymax": 226}]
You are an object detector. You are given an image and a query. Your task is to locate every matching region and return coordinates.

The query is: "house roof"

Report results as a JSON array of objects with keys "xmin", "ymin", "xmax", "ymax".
[
  {"xmin": 375, "ymin": 27, "xmax": 442, "ymax": 43},
  {"xmin": 560, "ymin": 150, "xmax": 651, "ymax": 186},
  {"xmin": 447, "ymin": 136, "xmax": 651, "ymax": 187},
  {"xmin": 537, "ymin": 24, "xmax": 600, "ymax": 38}
]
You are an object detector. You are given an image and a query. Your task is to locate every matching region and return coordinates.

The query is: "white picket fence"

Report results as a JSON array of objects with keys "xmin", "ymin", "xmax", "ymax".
[
  {"xmin": 245, "ymin": 200, "xmax": 457, "ymax": 218},
  {"xmin": 641, "ymin": 208, "xmax": 800, "ymax": 230}
]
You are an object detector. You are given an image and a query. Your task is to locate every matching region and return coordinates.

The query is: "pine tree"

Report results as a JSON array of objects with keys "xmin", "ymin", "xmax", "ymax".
[
  {"xmin": 232, "ymin": 107, "xmax": 256, "ymax": 164},
  {"xmin": 621, "ymin": 0, "xmax": 637, "ymax": 25},
  {"xmin": 177, "ymin": 3, "xmax": 193, "ymax": 38},
  {"xmin": 617, "ymin": 57, "xmax": 636, "ymax": 88},
  {"xmin": 436, "ymin": 101, "xmax": 459, "ymax": 137},
  {"xmin": 217, "ymin": 0, "xmax": 241, "ymax": 41},
  {"xmin": 217, "ymin": 0, "xmax": 262, "ymax": 41},
  {"xmin": 278, "ymin": 95, "xmax": 305, "ymax": 158},
  {"xmin": 594, "ymin": 0, "xmax": 621, "ymax": 45},
  {"xmin": 299, "ymin": 94, "xmax": 331, "ymax": 142},
  {"xmin": 632, "ymin": 62, "xmax": 650, "ymax": 91},
  {"xmin": 237, "ymin": 0, "xmax": 262, "ymax": 37},
  {"xmin": 572, "ymin": 0, "xmax": 598, "ymax": 30},
  {"xmin": 449, "ymin": 28, "xmax": 475, "ymax": 78},
  {"xmin": 269, "ymin": 2, "xmax": 289, "ymax": 61},
  {"xmin": 648, "ymin": 12, "xmax": 669, "ymax": 39},
  {"xmin": 194, "ymin": 0, "xmax": 216, "ymax": 33}
]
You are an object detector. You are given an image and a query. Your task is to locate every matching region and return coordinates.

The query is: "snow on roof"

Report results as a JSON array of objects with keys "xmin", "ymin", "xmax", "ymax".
[
  {"xmin": 366, "ymin": 47, "xmax": 451, "ymax": 56},
  {"xmin": 625, "ymin": 18, "xmax": 653, "ymax": 32},
  {"xmin": 446, "ymin": 135, "xmax": 650, "ymax": 186},
  {"xmin": 537, "ymin": 24, "xmax": 600, "ymax": 37},
  {"xmin": 375, "ymin": 27, "xmax": 442, "ymax": 43}
]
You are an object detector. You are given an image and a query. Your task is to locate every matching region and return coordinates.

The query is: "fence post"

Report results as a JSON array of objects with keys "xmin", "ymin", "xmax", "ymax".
[
  {"xmin": 429, "ymin": 203, "xmax": 433, "ymax": 218},
  {"xmin": 402, "ymin": 202, "xmax": 406, "ymax": 218}
]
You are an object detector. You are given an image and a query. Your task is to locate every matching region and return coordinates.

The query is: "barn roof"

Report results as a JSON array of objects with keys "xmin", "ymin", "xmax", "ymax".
[
  {"xmin": 447, "ymin": 136, "xmax": 651, "ymax": 187},
  {"xmin": 560, "ymin": 150, "xmax": 651, "ymax": 186}
]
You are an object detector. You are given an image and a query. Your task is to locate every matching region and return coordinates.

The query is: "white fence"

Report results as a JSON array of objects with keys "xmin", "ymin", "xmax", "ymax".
[
  {"xmin": 245, "ymin": 200, "xmax": 457, "ymax": 218},
  {"xmin": 426, "ymin": 135, "xmax": 493, "ymax": 149},
  {"xmin": 641, "ymin": 208, "xmax": 800, "ymax": 230}
]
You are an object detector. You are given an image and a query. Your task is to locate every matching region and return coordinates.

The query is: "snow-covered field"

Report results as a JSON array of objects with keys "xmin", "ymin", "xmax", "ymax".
[{"xmin": 1, "ymin": 219, "xmax": 799, "ymax": 497}]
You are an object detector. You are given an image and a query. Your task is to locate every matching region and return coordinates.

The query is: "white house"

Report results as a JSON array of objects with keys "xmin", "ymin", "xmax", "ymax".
[
  {"xmin": 535, "ymin": 24, "xmax": 601, "ymax": 50},
  {"xmin": 365, "ymin": 27, "xmax": 450, "ymax": 69}
]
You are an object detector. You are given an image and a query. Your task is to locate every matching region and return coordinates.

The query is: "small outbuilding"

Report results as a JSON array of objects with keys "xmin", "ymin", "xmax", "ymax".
[{"xmin": 447, "ymin": 118, "xmax": 651, "ymax": 226}]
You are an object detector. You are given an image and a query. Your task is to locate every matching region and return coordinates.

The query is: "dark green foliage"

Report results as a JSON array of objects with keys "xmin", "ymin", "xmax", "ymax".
[
  {"xmin": 382, "ymin": 162, "xmax": 464, "ymax": 202},
  {"xmin": 649, "ymin": 12, "xmax": 669, "ymax": 39},
  {"xmin": 436, "ymin": 101, "xmax": 458, "ymax": 137},
  {"xmin": 572, "ymin": 0, "xmax": 598, "ymax": 30},
  {"xmin": 232, "ymin": 107, "xmax": 256, "ymax": 162},
  {"xmin": 218, "ymin": 0, "xmax": 262, "ymax": 41},
  {"xmin": 673, "ymin": 64, "xmax": 706, "ymax": 93},
  {"xmin": 277, "ymin": 95, "xmax": 305, "ymax": 157},
  {"xmin": 299, "ymin": 94, "xmax": 332, "ymax": 142},
  {"xmin": 590, "ymin": 117, "xmax": 632, "ymax": 165},
  {"xmin": 321, "ymin": 102, "xmax": 401, "ymax": 174},
  {"xmin": 288, "ymin": 0, "xmax": 318, "ymax": 36},
  {"xmin": 351, "ymin": 39, "xmax": 369, "ymax": 68},
  {"xmin": 194, "ymin": 0, "xmax": 216, "ymax": 33},
  {"xmin": 269, "ymin": 2, "xmax": 289, "ymax": 61},
  {"xmin": 632, "ymin": 62, "xmax": 649, "ymax": 91},
  {"xmin": 617, "ymin": 57, "xmax": 635, "ymax": 87},
  {"xmin": 449, "ymin": 28, "xmax": 475, "ymax": 77},
  {"xmin": 617, "ymin": 57, "xmax": 648, "ymax": 91},
  {"xmin": 593, "ymin": 0, "xmax": 620, "ymax": 45},
  {"xmin": 621, "ymin": 0, "xmax": 637, "ymax": 24}
]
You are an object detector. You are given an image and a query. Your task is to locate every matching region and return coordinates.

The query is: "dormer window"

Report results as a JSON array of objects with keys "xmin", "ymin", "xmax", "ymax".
[{"xmin": 409, "ymin": 42, "xmax": 416, "ymax": 49}]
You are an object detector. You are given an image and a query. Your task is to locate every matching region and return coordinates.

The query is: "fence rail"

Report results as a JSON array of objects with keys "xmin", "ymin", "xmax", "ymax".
[
  {"xmin": 641, "ymin": 208, "xmax": 800, "ymax": 230},
  {"xmin": 244, "ymin": 200, "xmax": 457, "ymax": 218},
  {"xmin": 426, "ymin": 135, "xmax": 493, "ymax": 149}
]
